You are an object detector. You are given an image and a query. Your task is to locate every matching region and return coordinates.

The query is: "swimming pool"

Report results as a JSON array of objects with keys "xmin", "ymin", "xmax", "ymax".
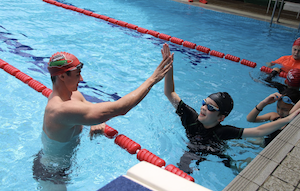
[{"xmin": 0, "ymin": 0, "xmax": 299, "ymax": 190}]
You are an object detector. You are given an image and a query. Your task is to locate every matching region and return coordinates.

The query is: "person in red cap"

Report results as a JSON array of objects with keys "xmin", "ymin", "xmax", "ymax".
[
  {"xmin": 265, "ymin": 38, "xmax": 300, "ymax": 83},
  {"xmin": 265, "ymin": 68, "xmax": 300, "ymax": 93},
  {"xmin": 267, "ymin": 37, "xmax": 300, "ymax": 73},
  {"xmin": 285, "ymin": 68, "xmax": 300, "ymax": 88},
  {"xmin": 33, "ymin": 44, "xmax": 173, "ymax": 190},
  {"xmin": 288, "ymin": 69, "xmax": 300, "ymax": 115}
]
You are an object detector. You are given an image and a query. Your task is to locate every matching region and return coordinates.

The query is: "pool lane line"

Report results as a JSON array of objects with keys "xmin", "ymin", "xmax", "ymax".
[
  {"xmin": 260, "ymin": 66, "xmax": 287, "ymax": 78},
  {"xmin": 0, "ymin": 58, "xmax": 195, "ymax": 182},
  {"xmin": 0, "ymin": 58, "xmax": 52, "ymax": 97},
  {"xmin": 42, "ymin": 0, "xmax": 257, "ymax": 68}
]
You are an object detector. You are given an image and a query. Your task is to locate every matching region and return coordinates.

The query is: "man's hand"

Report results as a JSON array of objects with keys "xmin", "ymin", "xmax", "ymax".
[
  {"xmin": 150, "ymin": 43, "xmax": 174, "ymax": 84},
  {"xmin": 89, "ymin": 123, "xmax": 106, "ymax": 140}
]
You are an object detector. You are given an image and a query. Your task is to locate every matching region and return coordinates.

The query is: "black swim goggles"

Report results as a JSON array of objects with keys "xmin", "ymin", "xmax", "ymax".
[
  {"xmin": 202, "ymin": 99, "xmax": 220, "ymax": 112},
  {"xmin": 70, "ymin": 62, "xmax": 84, "ymax": 71},
  {"xmin": 281, "ymin": 96, "xmax": 295, "ymax": 105}
]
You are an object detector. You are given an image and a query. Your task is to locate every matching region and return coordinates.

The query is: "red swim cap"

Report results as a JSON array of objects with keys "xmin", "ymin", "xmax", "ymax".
[
  {"xmin": 293, "ymin": 38, "xmax": 300, "ymax": 46},
  {"xmin": 47, "ymin": 52, "xmax": 81, "ymax": 76},
  {"xmin": 285, "ymin": 68, "xmax": 300, "ymax": 87}
]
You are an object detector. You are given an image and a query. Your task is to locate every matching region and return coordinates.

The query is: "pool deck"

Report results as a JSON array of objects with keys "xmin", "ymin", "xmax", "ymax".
[
  {"xmin": 174, "ymin": 0, "xmax": 300, "ymax": 29},
  {"xmin": 173, "ymin": 0, "xmax": 300, "ymax": 190}
]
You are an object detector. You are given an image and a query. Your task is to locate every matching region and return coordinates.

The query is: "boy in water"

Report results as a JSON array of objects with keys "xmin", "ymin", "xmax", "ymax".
[
  {"xmin": 247, "ymin": 88, "xmax": 300, "ymax": 146},
  {"xmin": 162, "ymin": 44, "xmax": 300, "ymax": 173}
]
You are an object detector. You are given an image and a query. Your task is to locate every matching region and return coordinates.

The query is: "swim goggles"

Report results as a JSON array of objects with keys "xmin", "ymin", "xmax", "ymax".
[
  {"xmin": 70, "ymin": 62, "xmax": 84, "ymax": 71},
  {"xmin": 202, "ymin": 99, "xmax": 220, "ymax": 112},
  {"xmin": 281, "ymin": 96, "xmax": 295, "ymax": 105}
]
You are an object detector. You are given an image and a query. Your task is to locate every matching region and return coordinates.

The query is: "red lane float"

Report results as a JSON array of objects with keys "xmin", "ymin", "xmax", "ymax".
[
  {"xmin": 108, "ymin": 18, "xmax": 118, "ymax": 24},
  {"xmin": 15, "ymin": 72, "xmax": 33, "ymax": 84},
  {"xmin": 104, "ymin": 124, "xmax": 118, "ymax": 139},
  {"xmin": 3, "ymin": 64, "xmax": 20, "ymax": 76},
  {"xmin": 115, "ymin": 134, "xmax": 141, "ymax": 154},
  {"xmin": 137, "ymin": 27, "xmax": 148, "ymax": 34},
  {"xmin": 225, "ymin": 54, "xmax": 240, "ymax": 62},
  {"xmin": 279, "ymin": 71, "xmax": 287, "ymax": 78},
  {"xmin": 158, "ymin": 33, "xmax": 171, "ymax": 41},
  {"xmin": 61, "ymin": 4, "xmax": 68, "ymax": 9},
  {"xmin": 137, "ymin": 149, "xmax": 166, "ymax": 167},
  {"xmin": 126, "ymin": 23, "xmax": 138, "ymax": 30},
  {"xmin": 117, "ymin": 21, "xmax": 128, "ymax": 27},
  {"xmin": 75, "ymin": 7, "xmax": 84, "ymax": 13},
  {"xmin": 183, "ymin": 41, "xmax": 196, "ymax": 49},
  {"xmin": 165, "ymin": 164, "xmax": 195, "ymax": 182},
  {"xmin": 28, "ymin": 79, "xmax": 47, "ymax": 92},
  {"xmin": 260, "ymin": 66, "xmax": 272, "ymax": 73},
  {"xmin": 100, "ymin": 15, "xmax": 110, "ymax": 21},
  {"xmin": 147, "ymin": 30, "xmax": 160, "ymax": 37},
  {"xmin": 54, "ymin": 2, "xmax": 63, "ymax": 6},
  {"xmin": 210, "ymin": 50, "xmax": 225, "ymax": 58},
  {"xmin": 241, "ymin": 59, "xmax": 256, "ymax": 68},
  {"xmin": 68, "ymin": 6, "xmax": 77, "ymax": 11},
  {"xmin": 91, "ymin": 13, "xmax": 101, "ymax": 19},
  {"xmin": 196, "ymin": 45, "xmax": 210, "ymax": 54},
  {"xmin": 83, "ymin": 10, "xmax": 93, "ymax": 16},
  {"xmin": 42, "ymin": 88, "xmax": 53, "ymax": 98},
  {"xmin": 170, "ymin": 37, "xmax": 184, "ymax": 45},
  {"xmin": 260, "ymin": 66, "xmax": 287, "ymax": 78},
  {"xmin": 0, "ymin": 59, "xmax": 8, "ymax": 68}
]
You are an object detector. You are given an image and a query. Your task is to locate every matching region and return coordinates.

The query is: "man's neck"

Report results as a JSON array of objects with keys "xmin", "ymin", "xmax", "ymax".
[{"xmin": 52, "ymin": 83, "xmax": 73, "ymax": 101}]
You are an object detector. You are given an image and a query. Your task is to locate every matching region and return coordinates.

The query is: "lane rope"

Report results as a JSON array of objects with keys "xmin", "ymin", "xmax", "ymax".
[{"xmin": 42, "ymin": 0, "xmax": 257, "ymax": 68}]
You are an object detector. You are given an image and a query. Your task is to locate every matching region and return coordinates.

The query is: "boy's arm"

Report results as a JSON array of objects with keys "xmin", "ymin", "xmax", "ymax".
[
  {"xmin": 162, "ymin": 44, "xmax": 180, "ymax": 109},
  {"xmin": 247, "ymin": 92, "xmax": 281, "ymax": 122},
  {"xmin": 243, "ymin": 108, "xmax": 300, "ymax": 138}
]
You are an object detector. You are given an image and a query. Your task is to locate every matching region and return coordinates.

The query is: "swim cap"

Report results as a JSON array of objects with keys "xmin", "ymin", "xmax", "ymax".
[
  {"xmin": 47, "ymin": 52, "xmax": 81, "ymax": 76},
  {"xmin": 208, "ymin": 92, "xmax": 233, "ymax": 117},
  {"xmin": 293, "ymin": 38, "xmax": 300, "ymax": 46},
  {"xmin": 285, "ymin": 68, "xmax": 300, "ymax": 87}
]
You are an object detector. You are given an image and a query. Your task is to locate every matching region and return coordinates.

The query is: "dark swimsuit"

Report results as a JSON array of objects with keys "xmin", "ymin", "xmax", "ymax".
[
  {"xmin": 32, "ymin": 150, "xmax": 71, "ymax": 184},
  {"xmin": 264, "ymin": 116, "xmax": 282, "ymax": 147},
  {"xmin": 175, "ymin": 100, "xmax": 244, "ymax": 173}
]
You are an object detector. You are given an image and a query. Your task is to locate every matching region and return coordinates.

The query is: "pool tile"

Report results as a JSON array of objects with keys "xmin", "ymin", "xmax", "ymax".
[
  {"xmin": 281, "ymin": 154, "xmax": 300, "ymax": 172},
  {"xmin": 238, "ymin": 155, "xmax": 278, "ymax": 185},
  {"xmin": 289, "ymin": 146, "xmax": 300, "ymax": 159},
  {"xmin": 223, "ymin": 175, "xmax": 259, "ymax": 191},
  {"xmin": 272, "ymin": 164, "xmax": 300, "ymax": 186},
  {"xmin": 277, "ymin": 124, "xmax": 300, "ymax": 146},
  {"xmin": 259, "ymin": 138, "xmax": 293, "ymax": 163},
  {"xmin": 296, "ymin": 140, "xmax": 300, "ymax": 148},
  {"xmin": 261, "ymin": 176, "xmax": 295, "ymax": 190}
]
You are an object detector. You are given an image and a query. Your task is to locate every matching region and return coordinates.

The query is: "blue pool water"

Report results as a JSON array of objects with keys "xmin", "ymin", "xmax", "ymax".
[{"xmin": 0, "ymin": 0, "xmax": 299, "ymax": 190}]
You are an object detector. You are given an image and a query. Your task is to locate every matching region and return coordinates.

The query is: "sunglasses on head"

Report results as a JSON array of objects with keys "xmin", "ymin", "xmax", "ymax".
[
  {"xmin": 202, "ymin": 99, "xmax": 220, "ymax": 112},
  {"xmin": 281, "ymin": 96, "xmax": 295, "ymax": 105}
]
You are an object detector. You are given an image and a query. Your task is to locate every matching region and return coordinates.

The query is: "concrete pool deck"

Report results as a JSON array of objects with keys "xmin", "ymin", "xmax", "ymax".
[
  {"xmin": 174, "ymin": 0, "xmax": 300, "ymax": 29},
  {"xmin": 172, "ymin": 0, "xmax": 300, "ymax": 190}
]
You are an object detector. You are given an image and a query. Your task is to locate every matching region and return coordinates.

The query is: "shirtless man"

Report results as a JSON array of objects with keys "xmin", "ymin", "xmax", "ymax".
[{"xmin": 33, "ymin": 44, "xmax": 173, "ymax": 190}]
